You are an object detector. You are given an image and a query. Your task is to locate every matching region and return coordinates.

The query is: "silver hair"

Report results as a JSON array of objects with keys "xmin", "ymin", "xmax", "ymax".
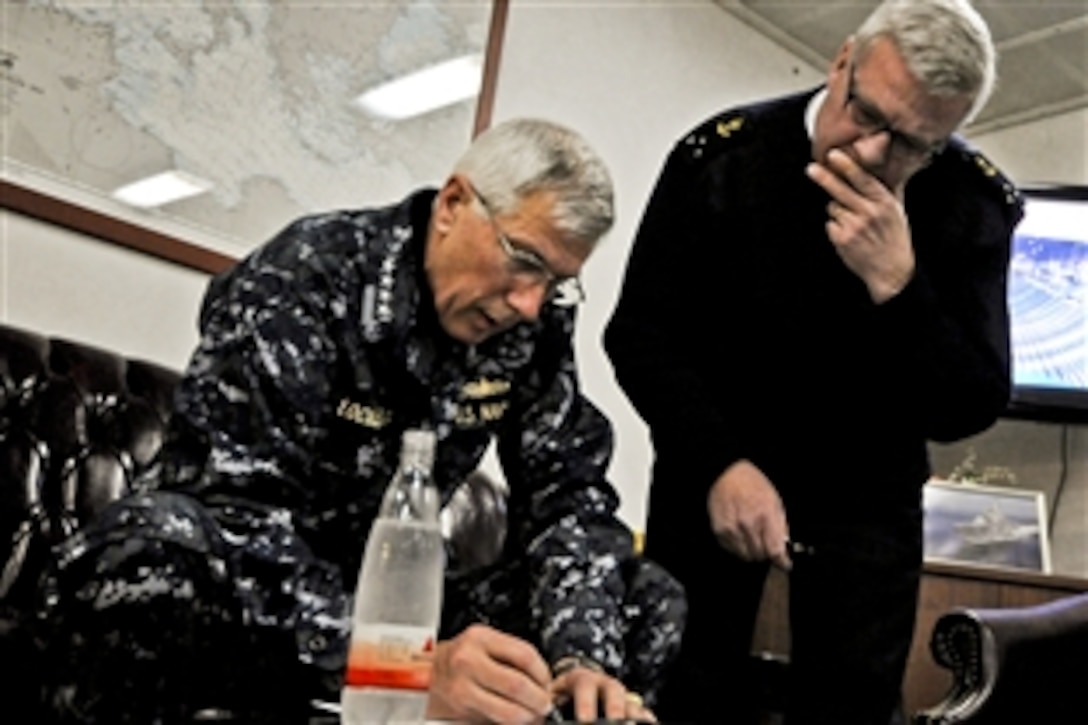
[
  {"xmin": 854, "ymin": 0, "xmax": 996, "ymax": 125},
  {"xmin": 452, "ymin": 118, "xmax": 615, "ymax": 249}
]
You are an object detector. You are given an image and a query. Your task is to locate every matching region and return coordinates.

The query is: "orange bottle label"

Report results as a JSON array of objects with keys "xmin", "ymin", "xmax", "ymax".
[{"xmin": 344, "ymin": 629, "xmax": 435, "ymax": 691}]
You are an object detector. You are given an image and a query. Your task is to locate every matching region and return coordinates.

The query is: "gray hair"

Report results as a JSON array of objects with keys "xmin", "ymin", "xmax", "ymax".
[
  {"xmin": 452, "ymin": 118, "xmax": 615, "ymax": 249},
  {"xmin": 854, "ymin": 0, "xmax": 996, "ymax": 125}
]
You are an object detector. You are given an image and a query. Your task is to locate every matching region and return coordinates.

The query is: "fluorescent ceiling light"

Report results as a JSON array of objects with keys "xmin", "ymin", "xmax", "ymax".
[
  {"xmin": 112, "ymin": 170, "xmax": 213, "ymax": 208},
  {"xmin": 354, "ymin": 54, "xmax": 483, "ymax": 120}
]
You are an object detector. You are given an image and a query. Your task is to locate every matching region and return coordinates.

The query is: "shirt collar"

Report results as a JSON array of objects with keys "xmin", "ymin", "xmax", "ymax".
[{"xmin": 805, "ymin": 87, "xmax": 828, "ymax": 142}]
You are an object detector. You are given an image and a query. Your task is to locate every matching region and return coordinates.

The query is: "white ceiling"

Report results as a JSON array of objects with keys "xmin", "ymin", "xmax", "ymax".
[{"xmin": 714, "ymin": 0, "xmax": 1088, "ymax": 135}]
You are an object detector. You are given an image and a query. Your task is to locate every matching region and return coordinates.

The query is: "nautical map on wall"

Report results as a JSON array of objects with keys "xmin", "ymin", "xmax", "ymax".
[{"xmin": 1, "ymin": 0, "xmax": 492, "ymax": 255}]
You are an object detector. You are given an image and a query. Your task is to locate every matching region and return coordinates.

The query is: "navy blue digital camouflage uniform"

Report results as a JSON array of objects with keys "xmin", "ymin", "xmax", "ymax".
[{"xmin": 39, "ymin": 190, "xmax": 685, "ymax": 723}]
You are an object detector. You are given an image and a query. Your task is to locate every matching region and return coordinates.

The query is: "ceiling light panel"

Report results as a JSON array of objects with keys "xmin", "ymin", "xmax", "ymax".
[
  {"xmin": 354, "ymin": 54, "xmax": 483, "ymax": 121},
  {"xmin": 111, "ymin": 170, "xmax": 213, "ymax": 208}
]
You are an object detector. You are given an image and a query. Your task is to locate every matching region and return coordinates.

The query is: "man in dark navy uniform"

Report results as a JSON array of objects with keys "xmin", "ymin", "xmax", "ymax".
[
  {"xmin": 40, "ymin": 119, "xmax": 683, "ymax": 724},
  {"xmin": 605, "ymin": 1, "xmax": 1022, "ymax": 723}
]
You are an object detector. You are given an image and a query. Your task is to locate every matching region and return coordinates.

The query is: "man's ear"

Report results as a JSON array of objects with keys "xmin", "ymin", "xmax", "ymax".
[
  {"xmin": 825, "ymin": 37, "xmax": 854, "ymax": 98},
  {"xmin": 433, "ymin": 174, "xmax": 472, "ymax": 234},
  {"xmin": 831, "ymin": 37, "xmax": 853, "ymax": 74}
]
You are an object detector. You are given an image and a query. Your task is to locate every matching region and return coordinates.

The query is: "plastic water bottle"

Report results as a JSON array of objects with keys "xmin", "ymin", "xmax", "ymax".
[{"xmin": 341, "ymin": 429, "xmax": 445, "ymax": 724}]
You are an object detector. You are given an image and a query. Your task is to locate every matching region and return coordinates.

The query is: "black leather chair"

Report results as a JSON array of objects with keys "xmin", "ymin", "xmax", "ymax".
[
  {"xmin": 0, "ymin": 322, "xmax": 511, "ymax": 720},
  {"xmin": 0, "ymin": 324, "xmax": 180, "ymax": 604},
  {"xmin": 0, "ymin": 322, "xmax": 509, "ymax": 606},
  {"xmin": 913, "ymin": 592, "xmax": 1088, "ymax": 724},
  {"xmin": 1, "ymin": 323, "xmax": 182, "ymax": 718}
]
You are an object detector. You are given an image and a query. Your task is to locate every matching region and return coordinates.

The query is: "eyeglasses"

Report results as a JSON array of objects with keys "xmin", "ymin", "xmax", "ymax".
[
  {"xmin": 844, "ymin": 62, "xmax": 948, "ymax": 163},
  {"xmin": 470, "ymin": 183, "xmax": 586, "ymax": 307}
]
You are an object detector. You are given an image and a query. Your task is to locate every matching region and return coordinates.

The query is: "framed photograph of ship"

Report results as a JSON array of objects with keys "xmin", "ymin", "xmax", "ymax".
[{"xmin": 922, "ymin": 479, "xmax": 1051, "ymax": 573}]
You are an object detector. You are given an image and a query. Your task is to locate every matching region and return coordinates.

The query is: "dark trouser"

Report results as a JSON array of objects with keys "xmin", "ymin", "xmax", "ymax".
[
  {"xmin": 36, "ymin": 490, "xmax": 685, "ymax": 722},
  {"xmin": 647, "ymin": 503, "xmax": 922, "ymax": 725}
]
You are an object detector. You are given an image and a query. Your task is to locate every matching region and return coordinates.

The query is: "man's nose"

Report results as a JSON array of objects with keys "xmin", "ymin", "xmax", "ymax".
[
  {"xmin": 851, "ymin": 129, "xmax": 893, "ymax": 166},
  {"xmin": 505, "ymin": 280, "xmax": 548, "ymax": 322}
]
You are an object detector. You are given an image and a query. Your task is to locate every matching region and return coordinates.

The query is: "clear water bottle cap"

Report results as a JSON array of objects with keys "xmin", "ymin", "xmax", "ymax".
[{"xmin": 401, "ymin": 428, "xmax": 436, "ymax": 470}]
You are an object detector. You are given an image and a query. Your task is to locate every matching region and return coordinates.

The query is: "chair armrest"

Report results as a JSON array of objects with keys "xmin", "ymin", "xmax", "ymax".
[{"xmin": 914, "ymin": 592, "xmax": 1088, "ymax": 724}]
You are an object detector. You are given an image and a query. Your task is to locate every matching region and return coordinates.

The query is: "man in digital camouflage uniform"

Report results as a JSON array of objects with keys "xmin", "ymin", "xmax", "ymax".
[
  {"xmin": 40, "ymin": 119, "xmax": 685, "ymax": 724},
  {"xmin": 606, "ymin": 1, "xmax": 1022, "ymax": 723}
]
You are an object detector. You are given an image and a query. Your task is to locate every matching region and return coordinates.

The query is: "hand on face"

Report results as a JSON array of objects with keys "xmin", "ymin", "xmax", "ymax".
[
  {"xmin": 806, "ymin": 148, "xmax": 916, "ymax": 304},
  {"xmin": 426, "ymin": 624, "xmax": 554, "ymax": 724},
  {"xmin": 551, "ymin": 665, "xmax": 657, "ymax": 723},
  {"xmin": 707, "ymin": 459, "xmax": 792, "ymax": 571}
]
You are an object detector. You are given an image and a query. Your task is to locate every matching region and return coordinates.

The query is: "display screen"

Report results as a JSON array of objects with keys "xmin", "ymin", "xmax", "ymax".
[{"xmin": 1006, "ymin": 186, "xmax": 1088, "ymax": 423}]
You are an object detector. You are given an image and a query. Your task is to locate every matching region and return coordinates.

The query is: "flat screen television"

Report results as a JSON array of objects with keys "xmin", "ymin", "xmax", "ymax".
[{"xmin": 1005, "ymin": 184, "xmax": 1088, "ymax": 424}]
